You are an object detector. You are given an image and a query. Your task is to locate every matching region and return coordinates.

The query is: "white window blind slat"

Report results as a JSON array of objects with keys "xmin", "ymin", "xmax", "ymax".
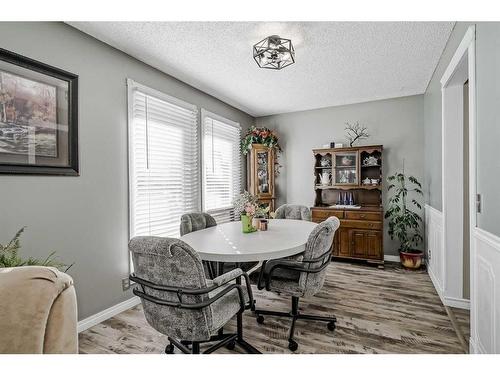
[
  {"xmin": 201, "ymin": 110, "xmax": 241, "ymax": 224},
  {"xmin": 128, "ymin": 80, "xmax": 199, "ymax": 239}
]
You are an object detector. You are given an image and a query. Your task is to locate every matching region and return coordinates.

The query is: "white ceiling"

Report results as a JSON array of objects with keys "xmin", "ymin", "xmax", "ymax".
[{"xmin": 68, "ymin": 22, "xmax": 454, "ymax": 117}]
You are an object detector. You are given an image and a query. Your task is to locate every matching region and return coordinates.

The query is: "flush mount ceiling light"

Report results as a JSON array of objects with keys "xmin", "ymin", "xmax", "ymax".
[{"xmin": 253, "ymin": 35, "xmax": 295, "ymax": 70}]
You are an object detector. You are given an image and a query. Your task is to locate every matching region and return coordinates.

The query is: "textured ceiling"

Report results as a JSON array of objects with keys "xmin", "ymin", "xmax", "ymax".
[{"xmin": 68, "ymin": 22, "xmax": 454, "ymax": 117}]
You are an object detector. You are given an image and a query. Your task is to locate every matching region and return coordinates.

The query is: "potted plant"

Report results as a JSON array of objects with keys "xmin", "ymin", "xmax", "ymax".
[
  {"xmin": 233, "ymin": 191, "xmax": 269, "ymax": 233},
  {"xmin": 384, "ymin": 170, "xmax": 424, "ymax": 269},
  {"xmin": 241, "ymin": 126, "xmax": 282, "ymax": 175},
  {"xmin": 0, "ymin": 227, "xmax": 71, "ymax": 271}
]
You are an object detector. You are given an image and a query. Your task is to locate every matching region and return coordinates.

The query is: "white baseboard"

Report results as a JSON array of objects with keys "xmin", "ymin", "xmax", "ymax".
[
  {"xmin": 428, "ymin": 263, "xmax": 443, "ymax": 297},
  {"xmin": 78, "ymin": 296, "xmax": 141, "ymax": 333},
  {"xmin": 384, "ymin": 255, "xmax": 400, "ymax": 262},
  {"xmin": 384, "ymin": 254, "xmax": 426, "ymax": 264},
  {"xmin": 428, "ymin": 252, "xmax": 470, "ymax": 310},
  {"xmin": 469, "ymin": 336, "xmax": 478, "ymax": 354},
  {"xmin": 444, "ymin": 296, "xmax": 470, "ymax": 310}
]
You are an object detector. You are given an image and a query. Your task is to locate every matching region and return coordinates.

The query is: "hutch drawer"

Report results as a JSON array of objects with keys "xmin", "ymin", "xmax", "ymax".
[
  {"xmin": 344, "ymin": 211, "xmax": 381, "ymax": 221},
  {"xmin": 341, "ymin": 219, "xmax": 382, "ymax": 230},
  {"xmin": 311, "ymin": 209, "xmax": 343, "ymax": 222}
]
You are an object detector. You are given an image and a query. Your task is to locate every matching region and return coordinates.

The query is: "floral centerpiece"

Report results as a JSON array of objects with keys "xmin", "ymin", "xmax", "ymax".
[
  {"xmin": 241, "ymin": 126, "xmax": 282, "ymax": 175},
  {"xmin": 233, "ymin": 191, "xmax": 269, "ymax": 233}
]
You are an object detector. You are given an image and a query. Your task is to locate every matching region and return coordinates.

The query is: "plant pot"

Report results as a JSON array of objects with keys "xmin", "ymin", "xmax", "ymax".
[
  {"xmin": 399, "ymin": 250, "xmax": 423, "ymax": 270},
  {"xmin": 241, "ymin": 214, "xmax": 257, "ymax": 233}
]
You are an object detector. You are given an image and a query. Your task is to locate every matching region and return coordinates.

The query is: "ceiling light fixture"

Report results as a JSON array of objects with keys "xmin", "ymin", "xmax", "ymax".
[{"xmin": 253, "ymin": 35, "xmax": 295, "ymax": 70}]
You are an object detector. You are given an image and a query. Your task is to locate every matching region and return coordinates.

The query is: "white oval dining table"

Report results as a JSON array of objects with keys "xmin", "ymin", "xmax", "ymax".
[
  {"xmin": 181, "ymin": 218, "xmax": 317, "ymax": 354},
  {"xmin": 181, "ymin": 219, "xmax": 317, "ymax": 263}
]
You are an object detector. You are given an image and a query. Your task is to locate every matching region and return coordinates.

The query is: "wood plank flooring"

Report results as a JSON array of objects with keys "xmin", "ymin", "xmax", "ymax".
[
  {"xmin": 449, "ymin": 306, "xmax": 470, "ymax": 351},
  {"xmin": 79, "ymin": 262, "xmax": 469, "ymax": 354}
]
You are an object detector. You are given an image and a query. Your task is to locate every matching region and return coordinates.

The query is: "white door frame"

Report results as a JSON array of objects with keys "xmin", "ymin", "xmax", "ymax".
[{"xmin": 440, "ymin": 25, "xmax": 476, "ymax": 310}]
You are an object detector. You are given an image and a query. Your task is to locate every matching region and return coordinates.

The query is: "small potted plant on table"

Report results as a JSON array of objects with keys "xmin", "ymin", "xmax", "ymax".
[
  {"xmin": 233, "ymin": 191, "xmax": 269, "ymax": 233},
  {"xmin": 384, "ymin": 170, "xmax": 424, "ymax": 269}
]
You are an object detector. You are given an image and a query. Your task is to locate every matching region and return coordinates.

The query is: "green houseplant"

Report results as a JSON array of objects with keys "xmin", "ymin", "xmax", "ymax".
[
  {"xmin": 241, "ymin": 126, "xmax": 282, "ymax": 175},
  {"xmin": 384, "ymin": 170, "xmax": 424, "ymax": 269},
  {"xmin": 0, "ymin": 227, "xmax": 71, "ymax": 271}
]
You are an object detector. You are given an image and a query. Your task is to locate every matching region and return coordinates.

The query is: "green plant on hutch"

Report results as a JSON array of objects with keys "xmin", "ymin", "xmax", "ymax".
[{"xmin": 241, "ymin": 125, "xmax": 282, "ymax": 175}]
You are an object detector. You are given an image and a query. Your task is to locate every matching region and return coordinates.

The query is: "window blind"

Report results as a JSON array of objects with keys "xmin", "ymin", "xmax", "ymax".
[
  {"xmin": 128, "ymin": 80, "xmax": 199, "ymax": 238},
  {"xmin": 201, "ymin": 110, "xmax": 241, "ymax": 223}
]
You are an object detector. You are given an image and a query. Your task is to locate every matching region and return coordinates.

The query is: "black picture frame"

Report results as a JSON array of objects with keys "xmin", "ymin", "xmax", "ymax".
[{"xmin": 0, "ymin": 48, "xmax": 78, "ymax": 176}]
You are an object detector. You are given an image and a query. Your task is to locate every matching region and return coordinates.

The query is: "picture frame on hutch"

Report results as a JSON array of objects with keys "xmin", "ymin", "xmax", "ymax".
[{"xmin": 0, "ymin": 48, "xmax": 78, "ymax": 175}]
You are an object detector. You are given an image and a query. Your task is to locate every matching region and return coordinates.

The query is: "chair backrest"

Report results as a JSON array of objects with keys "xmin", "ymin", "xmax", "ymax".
[
  {"xmin": 274, "ymin": 204, "xmax": 312, "ymax": 221},
  {"xmin": 180, "ymin": 212, "xmax": 217, "ymax": 236},
  {"xmin": 299, "ymin": 216, "xmax": 340, "ymax": 296},
  {"xmin": 129, "ymin": 236, "xmax": 213, "ymax": 341}
]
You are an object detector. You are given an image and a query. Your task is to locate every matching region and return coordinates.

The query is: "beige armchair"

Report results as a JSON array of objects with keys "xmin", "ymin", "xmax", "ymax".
[{"xmin": 0, "ymin": 266, "xmax": 78, "ymax": 354}]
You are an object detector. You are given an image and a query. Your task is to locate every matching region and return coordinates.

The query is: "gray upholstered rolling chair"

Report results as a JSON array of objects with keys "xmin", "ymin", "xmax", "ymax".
[
  {"xmin": 273, "ymin": 204, "xmax": 312, "ymax": 262},
  {"xmin": 180, "ymin": 212, "xmax": 217, "ymax": 236},
  {"xmin": 274, "ymin": 204, "xmax": 312, "ymax": 221},
  {"xmin": 129, "ymin": 236, "xmax": 257, "ymax": 354},
  {"xmin": 180, "ymin": 212, "xmax": 257, "ymax": 278},
  {"xmin": 254, "ymin": 216, "xmax": 340, "ymax": 351}
]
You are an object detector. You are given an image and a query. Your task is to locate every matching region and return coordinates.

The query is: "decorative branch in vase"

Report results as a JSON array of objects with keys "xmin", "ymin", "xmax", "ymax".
[{"xmin": 345, "ymin": 121, "xmax": 369, "ymax": 147}]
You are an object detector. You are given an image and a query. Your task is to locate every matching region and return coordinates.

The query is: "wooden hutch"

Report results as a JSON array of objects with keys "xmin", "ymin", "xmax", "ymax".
[
  {"xmin": 247, "ymin": 144, "xmax": 276, "ymax": 211},
  {"xmin": 311, "ymin": 145, "xmax": 384, "ymax": 266}
]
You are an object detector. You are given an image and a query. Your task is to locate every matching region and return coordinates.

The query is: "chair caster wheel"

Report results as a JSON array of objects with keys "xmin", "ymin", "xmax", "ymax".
[
  {"xmin": 226, "ymin": 340, "xmax": 236, "ymax": 350},
  {"xmin": 165, "ymin": 344, "xmax": 175, "ymax": 354},
  {"xmin": 327, "ymin": 321, "xmax": 336, "ymax": 331},
  {"xmin": 288, "ymin": 339, "xmax": 298, "ymax": 352},
  {"xmin": 256, "ymin": 315, "xmax": 265, "ymax": 324}
]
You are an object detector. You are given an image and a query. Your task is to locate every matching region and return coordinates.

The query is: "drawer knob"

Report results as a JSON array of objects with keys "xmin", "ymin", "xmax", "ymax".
[{"xmin": 360, "ymin": 214, "xmax": 366, "ymax": 218}]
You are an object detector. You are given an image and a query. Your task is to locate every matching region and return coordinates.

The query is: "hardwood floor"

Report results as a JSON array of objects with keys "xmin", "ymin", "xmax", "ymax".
[
  {"xmin": 449, "ymin": 306, "xmax": 470, "ymax": 352},
  {"xmin": 79, "ymin": 262, "xmax": 469, "ymax": 354}
]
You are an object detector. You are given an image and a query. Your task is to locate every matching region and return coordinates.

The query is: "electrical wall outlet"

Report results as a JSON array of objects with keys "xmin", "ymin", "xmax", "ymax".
[{"xmin": 122, "ymin": 277, "xmax": 131, "ymax": 291}]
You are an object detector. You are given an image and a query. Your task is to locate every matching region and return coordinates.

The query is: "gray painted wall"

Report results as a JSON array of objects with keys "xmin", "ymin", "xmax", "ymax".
[
  {"xmin": 256, "ymin": 95, "xmax": 424, "ymax": 256},
  {"xmin": 476, "ymin": 23, "xmax": 500, "ymax": 238},
  {"xmin": 423, "ymin": 23, "xmax": 472, "ymax": 211},
  {"xmin": 0, "ymin": 22, "xmax": 254, "ymax": 320},
  {"xmin": 423, "ymin": 22, "xmax": 500, "ymax": 237}
]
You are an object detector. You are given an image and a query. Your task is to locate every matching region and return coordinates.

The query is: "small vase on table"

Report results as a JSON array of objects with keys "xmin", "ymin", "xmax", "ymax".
[{"xmin": 241, "ymin": 214, "xmax": 257, "ymax": 233}]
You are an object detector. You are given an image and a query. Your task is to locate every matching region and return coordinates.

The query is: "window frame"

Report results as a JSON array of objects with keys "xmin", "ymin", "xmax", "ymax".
[
  {"xmin": 127, "ymin": 78, "xmax": 199, "ymax": 240},
  {"xmin": 200, "ymin": 108, "xmax": 242, "ymax": 216}
]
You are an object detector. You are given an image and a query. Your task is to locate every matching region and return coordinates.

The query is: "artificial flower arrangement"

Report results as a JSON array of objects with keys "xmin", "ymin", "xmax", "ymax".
[
  {"xmin": 241, "ymin": 126, "xmax": 282, "ymax": 175},
  {"xmin": 233, "ymin": 191, "xmax": 269, "ymax": 233}
]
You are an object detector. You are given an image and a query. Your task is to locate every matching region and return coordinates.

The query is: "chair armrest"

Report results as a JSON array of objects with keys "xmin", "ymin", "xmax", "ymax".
[
  {"xmin": 257, "ymin": 259, "xmax": 307, "ymax": 291},
  {"xmin": 211, "ymin": 268, "xmax": 244, "ymax": 286},
  {"xmin": 132, "ymin": 282, "xmax": 247, "ymax": 313},
  {"xmin": 212, "ymin": 268, "xmax": 255, "ymax": 311}
]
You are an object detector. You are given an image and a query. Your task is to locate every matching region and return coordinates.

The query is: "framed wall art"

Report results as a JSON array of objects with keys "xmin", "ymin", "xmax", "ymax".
[{"xmin": 0, "ymin": 48, "xmax": 78, "ymax": 175}]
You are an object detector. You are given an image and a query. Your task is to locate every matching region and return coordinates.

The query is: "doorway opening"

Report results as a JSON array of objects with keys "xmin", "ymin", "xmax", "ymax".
[{"xmin": 440, "ymin": 26, "xmax": 476, "ymax": 350}]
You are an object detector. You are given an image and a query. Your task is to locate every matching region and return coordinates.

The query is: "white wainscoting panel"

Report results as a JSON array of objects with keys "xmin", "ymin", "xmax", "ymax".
[
  {"xmin": 472, "ymin": 228, "xmax": 500, "ymax": 353},
  {"xmin": 426, "ymin": 205, "xmax": 445, "ymax": 298},
  {"xmin": 426, "ymin": 205, "xmax": 470, "ymax": 309}
]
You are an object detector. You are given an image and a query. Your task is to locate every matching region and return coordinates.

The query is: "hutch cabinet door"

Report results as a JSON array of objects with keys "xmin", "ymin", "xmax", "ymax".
[
  {"xmin": 365, "ymin": 231, "xmax": 382, "ymax": 259},
  {"xmin": 249, "ymin": 144, "xmax": 275, "ymax": 199},
  {"xmin": 332, "ymin": 232, "xmax": 340, "ymax": 256},
  {"xmin": 333, "ymin": 151, "xmax": 359, "ymax": 186},
  {"xmin": 338, "ymin": 228, "xmax": 351, "ymax": 257},
  {"xmin": 350, "ymin": 230, "xmax": 367, "ymax": 258}
]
